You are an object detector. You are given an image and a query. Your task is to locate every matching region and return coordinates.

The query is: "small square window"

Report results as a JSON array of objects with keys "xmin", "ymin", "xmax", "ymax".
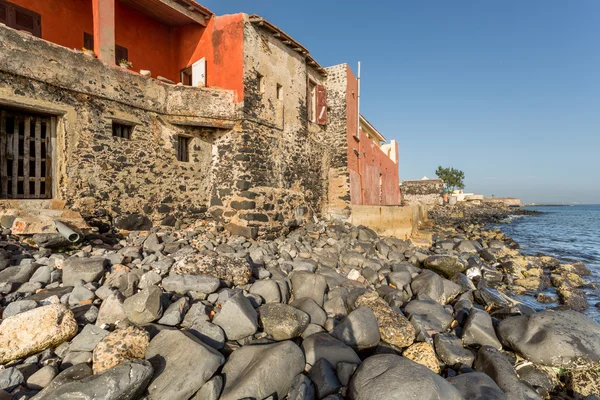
[
  {"xmin": 257, "ymin": 72, "xmax": 265, "ymax": 93},
  {"xmin": 112, "ymin": 122, "xmax": 132, "ymax": 139},
  {"xmin": 177, "ymin": 136, "xmax": 191, "ymax": 162},
  {"xmin": 276, "ymin": 83, "xmax": 283, "ymax": 100}
]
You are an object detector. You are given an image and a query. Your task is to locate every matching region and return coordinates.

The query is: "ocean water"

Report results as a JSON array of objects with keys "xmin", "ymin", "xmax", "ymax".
[{"xmin": 497, "ymin": 205, "xmax": 600, "ymax": 322}]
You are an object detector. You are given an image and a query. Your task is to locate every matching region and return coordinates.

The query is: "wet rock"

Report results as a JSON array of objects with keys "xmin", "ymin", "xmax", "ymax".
[
  {"xmin": 330, "ymin": 306, "xmax": 380, "ymax": 350},
  {"xmin": 302, "ymin": 332, "xmax": 361, "ymax": 368},
  {"xmin": 423, "ymin": 255, "xmax": 466, "ymax": 278},
  {"xmin": 162, "ymin": 274, "xmax": 220, "ymax": 295},
  {"xmin": 354, "ymin": 291, "xmax": 415, "ymax": 348},
  {"xmin": 0, "ymin": 304, "xmax": 77, "ymax": 364},
  {"xmin": 462, "ymin": 309, "xmax": 502, "ymax": 349},
  {"xmin": 220, "ymin": 341, "xmax": 305, "ymax": 400},
  {"xmin": 474, "ymin": 345, "xmax": 541, "ymax": 400},
  {"xmin": 47, "ymin": 360, "xmax": 153, "ymax": 400},
  {"xmin": 122, "ymin": 285, "xmax": 163, "ymax": 325},
  {"xmin": 172, "ymin": 254, "xmax": 251, "ymax": 286},
  {"xmin": 145, "ymin": 330, "xmax": 224, "ymax": 399},
  {"xmin": 517, "ymin": 364, "xmax": 560, "ymax": 398},
  {"xmin": 433, "ymin": 333, "xmax": 475, "ymax": 366},
  {"xmin": 212, "ymin": 292, "xmax": 258, "ymax": 340},
  {"xmin": 258, "ymin": 303, "xmax": 310, "ymax": 341},
  {"xmin": 291, "ymin": 271, "xmax": 328, "ymax": 306},
  {"xmin": 411, "ymin": 270, "xmax": 461, "ymax": 305},
  {"xmin": 92, "ymin": 326, "xmax": 150, "ymax": 374},
  {"xmin": 448, "ymin": 372, "xmax": 507, "ymax": 400},
  {"xmin": 308, "ymin": 358, "xmax": 341, "ymax": 398},
  {"xmin": 497, "ymin": 311, "xmax": 600, "ymax": 369},
  {"xmin": 347, "ymin": 354, "xmax": 463, "ymax": 400},
  {"xmin": 62, "ymin": 257, "xmax": 108, "ymax": 287},
  {"xmin": 402, "ymin": 342, "xmax": 440, "ymax": 373}
]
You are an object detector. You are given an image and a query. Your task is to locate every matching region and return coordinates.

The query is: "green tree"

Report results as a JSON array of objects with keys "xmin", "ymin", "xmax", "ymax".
[{"xmin": 435, "ymin": 166, "xmax": 465, "ymax": 192}]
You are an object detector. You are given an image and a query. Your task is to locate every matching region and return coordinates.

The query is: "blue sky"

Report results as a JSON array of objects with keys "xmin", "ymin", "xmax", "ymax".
[{"xmin": 203, "ymin": 1, "xmax": 600, "ymax": 204}]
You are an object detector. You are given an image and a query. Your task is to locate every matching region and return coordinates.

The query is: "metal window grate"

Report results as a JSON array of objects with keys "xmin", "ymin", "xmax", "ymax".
[
  {"xmin": 177, "ymin": 136, "xmax": 190, "ymax": 162},
  {"xmin": 0, "ymin": 110, "xmax": 54, "ymax": 199},
  {"xmin": 112, "ymin": 122, "xmax": 132, "ymax": 139}
]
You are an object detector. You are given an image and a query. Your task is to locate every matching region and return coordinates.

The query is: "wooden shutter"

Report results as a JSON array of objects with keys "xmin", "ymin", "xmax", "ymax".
[
  {"xmin": 316, "ymin": 85, "xmax": 327, "ymax": 125},
  {"xmin": 12, "ymin": 3, "xmax": 41, "ymax": 38}
]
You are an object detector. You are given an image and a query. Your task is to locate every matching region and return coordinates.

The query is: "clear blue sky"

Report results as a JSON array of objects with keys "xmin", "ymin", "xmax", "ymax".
[{"xmin": 203, "ymin": 0, "xmax": 600, "ymax": 204}]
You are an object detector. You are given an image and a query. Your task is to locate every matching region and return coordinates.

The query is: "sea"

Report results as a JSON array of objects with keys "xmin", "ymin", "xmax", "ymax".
[{"xmin": 496, "ymin": 204, "xmax": 600, "ymax": 323}]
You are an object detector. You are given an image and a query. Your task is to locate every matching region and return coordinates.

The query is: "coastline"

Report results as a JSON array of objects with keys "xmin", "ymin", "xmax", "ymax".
[{"xmin": 427, "ymin": 203, "xmax": 596, "ymax": 316}]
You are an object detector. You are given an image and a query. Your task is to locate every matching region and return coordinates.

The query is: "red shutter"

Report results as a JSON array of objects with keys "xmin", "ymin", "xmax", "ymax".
[
  {"xmin": 316, "ymin": 85, "xmax": 327, "ymax": 125},
  {"xmin": 12, "ymin": 4, "xmax": 41, "ymax": 38}
]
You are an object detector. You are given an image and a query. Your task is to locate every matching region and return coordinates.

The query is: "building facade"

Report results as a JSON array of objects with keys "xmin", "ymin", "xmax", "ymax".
[{"xmin": 0, "ymin": 0, "xmax": 400, "ymax": 237}]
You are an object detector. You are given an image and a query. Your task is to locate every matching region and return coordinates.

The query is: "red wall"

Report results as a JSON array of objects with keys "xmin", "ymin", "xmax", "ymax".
[
  {"xmin": 174, "ymin": 14, "xmax": 245, "ymax": 102},
  {"xmin": 345, "ymin": 65, "xmax": 401, "ymax": 206},
  {"xmin": 8, "ymin": 0, "xmax": 93, "ymax": 50},
  {"xmin": 8, "ymin": 0, "xmax": 186, "ymax": 82},
  {"xmin": 114, "ymin": 2, "xmax": 175, "ymax": 81}
]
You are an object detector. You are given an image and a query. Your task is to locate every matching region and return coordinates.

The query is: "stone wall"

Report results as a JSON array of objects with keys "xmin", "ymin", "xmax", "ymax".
[
  {"xmin": 205, "ymin": 17, "xmax": 331, "ymax": 237},
  {"xmin": 401, "ymin": 179, "xmax": 444, "ymax": 206},
  {"xmin": 0, "ymin": 26, "xmax": 237, "ymax": 226}
]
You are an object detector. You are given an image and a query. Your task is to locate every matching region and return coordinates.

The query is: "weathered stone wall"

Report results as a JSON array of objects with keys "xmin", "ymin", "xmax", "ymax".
[
  {"xmin": 0, "ymin": 26, "xmax": 237, "ymax": 226},
  {"xmin": 323, "ymin": 64, "xmax": 352, "ymax": 218},
  {"xmin": 401, "ymin": 179, "xmax": 444, "ymax": 206},
  {"xmin": 206, "ymin": 17, "xmax": 330, "ymax": 237}
]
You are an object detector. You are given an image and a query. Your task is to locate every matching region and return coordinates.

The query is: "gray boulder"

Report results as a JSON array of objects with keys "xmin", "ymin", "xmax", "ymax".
[
  {"xmin": 194, "ymin": 375, "xmax": 223, "ymax": 400},
  {"xmin": 162, "ymin": 274, "xmax": 220, "ymax": 295},
  {"xmin": 291, "ymin": 271, "xmax": 327, "ymax": 306},
  {"xmin": 45, "ymin": 360, "xmax": 153, "ymax": 400},
  {"xmin": 212, "ymin": 293, "xmax": 258, "ymax": 340},
  {"xmin": 0, "ymin": 367, "xmax": 23, "ymax": 392},
  {"xmin": 62, "ymin": 257, "xmax": 108, "ymax": 287},
  {"xmin": 290, "ymin": 297, "xmax": 327, "ymax": 327},
  {"xmin": 330, "ymin": 306, "xmax": 380, "ymax": 350},
  {"xmin": 347, "ymin": 355, "xmax": 463, "ymax": 400},
  {"xmin": 31, "ymin": 364, "xmax": 93, "ymax": 400},
  {"xmin": 187, "ymin": 320, "xmax": 226, "ymax": 350},
  {"xmin": 462, "ymin": 309, "xmax": 502, "ymax": 349},
  {"xmin": 405, "ymin": 299, "xmax": 453, "ymax": 333},
  {"xmin": 249, "ymin": 280, "xmax": 281, "ymax": 303},
  {"xmin": 2, "ymin": 300, "xmax": 37, "ymax": 318},
  {"xmin": 497, "ymin": 310, "xmax": 600, "ymax": 369},
  {"xmin": 434, "ymin": 333, "xmax": 475, "ymax": 366},
  {"xmin": 411, "ymin": 270, "xmax": 461, "ymax": 305},
  {"xmin": 0, "ymin": 264, "xmax": 39, "ymax": 284},
  {"xmin": 258, "ymin": 303, "xmax": 310, "ymax": 341},
  {"xmin": 448, "ymin": 372, "xmax": 507, "ymax": 400},
  {"xmin": 145, "ymin": 330, "xmax": 224, "ymax": 400},
  {"xmin": 286, "ymin": 374, "xmax": 316, "ymax": 400},
  {"xmin": 308, "ymin": 359, "xmax": 341, "ymax": 399},
  {"xmin": 157, "ymin": 297, "xmax": 188, "ymax": 326},
  {"xmin": 69, "ymin": 324, "xmax": 109, "ymax": 352},
  {"xmin": 122, "ymin": 285, "xmax": 163, "ymax": 325},
  {"xmin": 423, "ymin": 255, "xmax": 466, "ymax": 278},
  {"xmin": 220, "ymin": 341, "xmax": 305, "ymax": 400},
  {"xmin": 474, "ymin": 346, "xmax": 541, "ymax": 400},
  {"xmin": 302, "ymin": 332, "xmax": 361, "ymax": 368}
]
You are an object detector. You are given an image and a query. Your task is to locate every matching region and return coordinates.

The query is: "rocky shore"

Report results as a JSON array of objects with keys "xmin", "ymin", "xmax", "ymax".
[{"xmin": 0, "ymin": 204, "xmax": 598, "ymax": 399}]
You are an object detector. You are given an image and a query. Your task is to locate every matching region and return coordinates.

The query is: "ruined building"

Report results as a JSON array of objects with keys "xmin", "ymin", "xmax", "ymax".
[{"xmin": 0, "ymin": 0, "xmax": 401, "ymax": 237}]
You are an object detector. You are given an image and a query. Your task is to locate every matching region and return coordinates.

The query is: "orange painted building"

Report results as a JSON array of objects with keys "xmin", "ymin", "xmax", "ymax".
[{"xmin": 0, "ymin": 0, "xmax": 245, "ymax": 100}]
